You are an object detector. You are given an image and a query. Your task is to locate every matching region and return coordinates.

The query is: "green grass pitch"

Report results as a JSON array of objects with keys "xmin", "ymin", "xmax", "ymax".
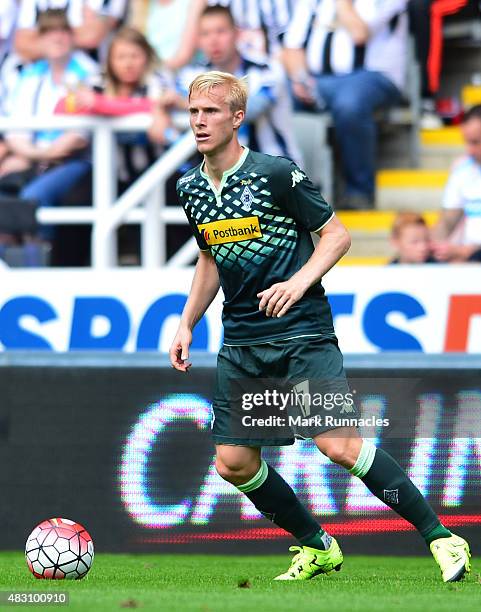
[{"xmin": 0, "ymin": 552, "xmax": 479, "ymax": 611}]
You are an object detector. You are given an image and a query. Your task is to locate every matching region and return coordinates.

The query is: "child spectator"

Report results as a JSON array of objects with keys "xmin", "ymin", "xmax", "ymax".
[{"xmin": 390, "ymin": 212, "xmax": 436, "ymax": 263}]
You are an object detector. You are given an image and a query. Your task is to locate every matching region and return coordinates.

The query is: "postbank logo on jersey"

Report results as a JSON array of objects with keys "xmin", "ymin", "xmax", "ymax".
[{"xmin": 198, "ymin": 216, "xmax": 262, "ymax": 246}]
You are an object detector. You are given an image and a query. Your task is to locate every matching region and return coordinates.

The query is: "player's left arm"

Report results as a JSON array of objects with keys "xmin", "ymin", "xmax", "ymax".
[{"xmin": 258, "ymin": 215, "xmax": 350, "ymax": 317}]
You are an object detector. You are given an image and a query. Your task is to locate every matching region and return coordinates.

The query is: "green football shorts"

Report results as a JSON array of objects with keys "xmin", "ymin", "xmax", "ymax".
[{"xmin": 211, "ymin": 337, "xmax": 354, "ymax": 446}]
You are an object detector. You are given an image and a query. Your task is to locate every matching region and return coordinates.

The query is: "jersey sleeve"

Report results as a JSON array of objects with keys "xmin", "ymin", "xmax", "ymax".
[
  {"xmin": 271, "ymin": 157, "xmax": 334, "ymax": 232},
  {"xmin": 177, "ymin": 184, "xmax": 210, "ymax": 251}
]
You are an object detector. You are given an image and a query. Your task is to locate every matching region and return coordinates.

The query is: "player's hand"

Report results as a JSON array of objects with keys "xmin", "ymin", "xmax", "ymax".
[
  {"xmin": 257, "ymin": 278, "xmax": 310, "ymax": 318},
  {"xmin": 169, "ymin": 326, "xmax": 192, "ymax": 372}
]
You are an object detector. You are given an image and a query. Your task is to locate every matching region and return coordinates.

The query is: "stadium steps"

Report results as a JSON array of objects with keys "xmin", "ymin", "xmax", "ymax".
[
  {"xmin": 376, "ymin": 126, "xmax": 464, "ymax": 210},
  {"xmin": 376, "ymin": 169, "xmax": 448, "ymax": 210},
  {"xmin": 336, "ymin": 210, "xmax": 440, "ymax": 265},
  {"xmin": 418, "ymin": 126, "xmax": 465, "ymax": 168}
]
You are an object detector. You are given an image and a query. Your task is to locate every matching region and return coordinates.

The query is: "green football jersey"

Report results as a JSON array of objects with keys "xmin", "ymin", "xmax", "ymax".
[{"xmin": 176, "ymin": 147, "xmax": 337, "ymax": 345}]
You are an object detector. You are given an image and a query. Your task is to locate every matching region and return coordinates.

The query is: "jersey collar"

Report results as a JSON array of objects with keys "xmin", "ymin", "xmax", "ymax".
[{"xmin": 200, "ymin": 146, "xmax": 249, "ymax": 203}]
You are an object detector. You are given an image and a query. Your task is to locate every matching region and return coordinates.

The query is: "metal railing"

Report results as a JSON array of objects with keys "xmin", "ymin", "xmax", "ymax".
[{"xmin": 0, "ymin": 114, "xmax": 198, "ymax": 269}]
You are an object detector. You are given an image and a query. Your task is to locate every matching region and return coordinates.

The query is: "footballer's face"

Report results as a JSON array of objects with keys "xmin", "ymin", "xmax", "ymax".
[
  {"xmin": 199, "ymin": 13, "xmax": 238, "ymax": 67},
  {"xmin": 189, "ymin": 85, "xmax": 243, "ymax": 155},
  {"xmin": 462, "ymin": 117, "xmax": 481, "ymax": 164}
]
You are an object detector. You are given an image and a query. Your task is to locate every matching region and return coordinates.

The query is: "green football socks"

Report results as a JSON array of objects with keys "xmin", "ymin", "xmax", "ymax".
[
  {"xmin": 237, "ymin": 460, "xmax": 330, "ymax": 550},
  {"xmin": 423, "ymin": 523, "xmax": 452, "ymax": 546},
  {"xmin": 298, "ymin": 529, "xmax": 332, "ymax": 551},
  {"xmin": 351, "ymin": 441, "xmax": 452, "ymax": 546},
  {"xmin": 236, "ymin": 444, "xmax": 452, "ymax": 552}
]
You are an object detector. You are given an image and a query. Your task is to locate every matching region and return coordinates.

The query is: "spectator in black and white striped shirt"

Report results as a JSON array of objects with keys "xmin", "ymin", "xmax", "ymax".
[
  {"xmin": 283, "ymin": 0, "xmax": 408, "ymax": 209},
  {"xmin": 14, "ymin": 0, "xmax": 127, "ymax": 63},
  {"xmin": 207, "ymin": 0, "xmax": 293, "ymax": 56}
]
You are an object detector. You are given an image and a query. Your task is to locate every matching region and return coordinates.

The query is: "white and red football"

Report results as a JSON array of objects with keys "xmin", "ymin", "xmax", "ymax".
[{"xmin": 25, "ymin": 518, "xmax": 94, "ymax": 580}]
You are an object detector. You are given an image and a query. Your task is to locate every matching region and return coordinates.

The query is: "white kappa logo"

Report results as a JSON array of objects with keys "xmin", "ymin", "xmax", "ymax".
[
  {"xmin": 292, "ymin": 379, "xmax": 310, "ymax": 417},
  {"xmin": 291, "ymin": 169, "xmax": 306, "ymax": 187},
  {"xmin": 340, "ymin": 402, "xmax": 355, "ymax": 414},
  {"xmin": 178, "ymin": 173, "xmax": 195, "ymax": 186}
]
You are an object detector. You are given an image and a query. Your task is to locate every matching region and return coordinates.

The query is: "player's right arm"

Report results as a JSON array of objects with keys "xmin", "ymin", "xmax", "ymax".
[{"xmin": 169, "ymin": 250, "xmax": 220, "ymax": 372}]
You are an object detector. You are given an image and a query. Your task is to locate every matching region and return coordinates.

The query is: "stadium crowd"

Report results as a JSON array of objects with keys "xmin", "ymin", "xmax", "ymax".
[{"xmin": 0, "ymin": 0, "xmax": 479, "ymax": 266}]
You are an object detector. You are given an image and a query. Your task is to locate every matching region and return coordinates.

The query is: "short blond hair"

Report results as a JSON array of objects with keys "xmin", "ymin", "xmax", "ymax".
[{"xmin": 188, "ymin": 71, "xmax": 248, "ymax": 114}]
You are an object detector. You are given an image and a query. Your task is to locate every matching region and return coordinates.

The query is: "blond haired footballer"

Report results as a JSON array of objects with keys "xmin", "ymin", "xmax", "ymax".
[{"xmin": 170, "ymin": 71, "xmax": 471, "ymax": 582}]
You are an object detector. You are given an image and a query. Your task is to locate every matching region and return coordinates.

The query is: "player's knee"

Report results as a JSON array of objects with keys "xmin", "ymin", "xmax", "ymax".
[
  {"xmin": 320, "ymin": 438, "xmax": 353, "ymax": 466},
  {"xmin": 315, "ymin": 429, "xmax": 362, "ymax": 468},
  {"xmin": 325, "ymin": 445, "xmax": 348, "ymax": 465},
  {"xmin": 214, "ymin": 457, "xmax": 256, "ymax": 484}
]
